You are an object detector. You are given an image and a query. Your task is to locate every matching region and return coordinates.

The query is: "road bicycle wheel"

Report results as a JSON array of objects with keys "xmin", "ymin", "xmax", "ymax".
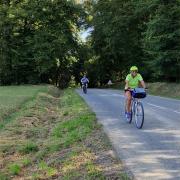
[
  {"xmin": 134, "ymin": 102, "xmax": 144, "ymax": 129},
  {"xmin": 132, "ymin": 100, "xmax": 136, "ymax": 115},
  {"xmin": 83, "ymin": 85, "xmax": 87, "ymax": 94}
]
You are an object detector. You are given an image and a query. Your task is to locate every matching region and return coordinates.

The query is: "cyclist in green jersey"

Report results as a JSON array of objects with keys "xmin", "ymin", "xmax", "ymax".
[{"xmin": 124, "ymin": 66, "xmax": 146, "ymax": 119}]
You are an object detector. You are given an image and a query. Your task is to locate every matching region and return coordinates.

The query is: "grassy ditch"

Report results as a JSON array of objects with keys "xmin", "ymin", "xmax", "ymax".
[{"xmin": 0, "ymin": 86, "xmax": 130, "ymax": 180}]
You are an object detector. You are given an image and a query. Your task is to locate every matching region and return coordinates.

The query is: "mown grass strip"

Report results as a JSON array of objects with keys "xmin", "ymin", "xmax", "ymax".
[{"xmin": 0, "ymin": 85, "xmax": 48, "ymax": 130}]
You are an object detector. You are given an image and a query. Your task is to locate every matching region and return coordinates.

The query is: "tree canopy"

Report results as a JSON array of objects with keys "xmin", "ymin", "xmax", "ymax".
[
  {"xmin": 0, "ymin": 0, "xmax": 84, "ymax": 88},
  {"xmin": 0, "ymin": 0, "xmax": 179, "ymax": 88},
  {"xmin": 85, "ymin": 0, "xmax": 180, "ymax": 86}
]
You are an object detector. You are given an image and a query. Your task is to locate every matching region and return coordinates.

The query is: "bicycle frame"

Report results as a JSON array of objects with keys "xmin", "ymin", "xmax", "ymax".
[
  {"xmin": 131, "ymin": 97, "xmax": 139, "ymax": 114},
  {"xmin": 125, "ymin": 94, "xmax": 145, "ymax": 129},
  {"xmin": 125, "ymin": 87, "xmax": 146, "ymax": 128},
  {"xmin": 131, "ymin": 97, "xmax": 144, "ymax": 129}
]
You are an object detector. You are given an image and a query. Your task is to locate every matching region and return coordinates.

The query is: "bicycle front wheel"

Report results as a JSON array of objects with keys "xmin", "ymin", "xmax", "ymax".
[
  {"xmin": 135, "ymin": 102, "xmax": 144, "ymax": 129},
  {"xmin": 83, "ymin": 86, "xmax": 87, "ymax": 94}
]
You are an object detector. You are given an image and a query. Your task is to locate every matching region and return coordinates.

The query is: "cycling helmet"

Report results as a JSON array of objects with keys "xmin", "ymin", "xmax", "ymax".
[{"xmin": 130, "ymin": 66, "xmax": 138, "ymax": 71}]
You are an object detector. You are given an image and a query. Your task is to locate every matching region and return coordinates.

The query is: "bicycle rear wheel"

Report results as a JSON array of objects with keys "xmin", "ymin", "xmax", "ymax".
[
  {"xmin": 83, "ymin": 85, "xmax": 87, "ymax": 94},
  {"xmin": 135, "ymin": 102, "xmax": 144, "ymax": 129}
]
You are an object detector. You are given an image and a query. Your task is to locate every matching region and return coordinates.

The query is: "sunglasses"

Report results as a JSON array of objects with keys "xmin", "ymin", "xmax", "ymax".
[{"xmin": 130, "ymin": 71, "xmax": 138, "ymax": 73}]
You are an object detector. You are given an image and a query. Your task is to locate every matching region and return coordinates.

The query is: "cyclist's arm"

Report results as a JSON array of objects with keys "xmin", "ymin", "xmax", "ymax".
[
  {"xmin": 140, "ymin": 80, "xmax": 146, "ymax": 89},
  {"xmin": 125, "ymin": 80, "xmax": 129, "ymax": 90}
]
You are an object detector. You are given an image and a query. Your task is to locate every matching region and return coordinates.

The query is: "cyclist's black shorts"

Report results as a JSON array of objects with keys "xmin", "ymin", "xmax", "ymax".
[{"xmin": 124, "ymin": 89, "xmax": 133, "ymax": 95}]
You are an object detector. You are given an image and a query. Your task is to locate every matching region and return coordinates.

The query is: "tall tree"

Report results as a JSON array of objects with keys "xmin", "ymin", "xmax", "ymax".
[
  {"xmin": 0, "ymin": 0, "xmax": 83, "ymax": 87},
  {"xmin": 143, "ymin": 0, "xmax": 180, "ymax": 82},
  {"xmin": 86, "ymin": 0, "xmax": 180, "ymax": 84}
]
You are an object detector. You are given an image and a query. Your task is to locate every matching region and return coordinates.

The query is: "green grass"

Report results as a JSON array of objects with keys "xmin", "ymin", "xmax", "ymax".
[
  {"xmin": 86, "ymin": 161, "xmax": 105, "ymax": 179},
  {"xmin": 38, "ymin": 161, "xmax": 58, "ymax": 177},
  {"xmin": 52, "ymin": 115, "xmax": 95, "ymax": 148},
  {"xmin": 146, "ymin": 82, "xmax": 180, "ymax": 99},
  {"xmin": 22, "ymin": 158, "xmax": 31, "ymax": 167},
  {"xmin": 43, "ymin": 90, "xmax": 97, "ymax": 153},
  {"xmin": 0, "ymin": 85, "xmax": 48, "ymax": 127},
  {"xmin": 0, "ymin": 86, "xmax": 130, "ymax": 179},
  {"xmin": 8, "ymin": 163, "xmax": 21, "ymax": 175},
  {"xmin": 0, "ymin": 172, "xmax": 9, "ymax": 180},
  {"xmin": 18, "ymin": 142, "xmax": 39, "ymax": 154}
]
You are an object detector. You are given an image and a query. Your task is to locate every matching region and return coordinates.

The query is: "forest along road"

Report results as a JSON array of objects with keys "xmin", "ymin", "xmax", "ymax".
[{"xmin": 77, "ymin": 89, "xmax": 180, "ymax": 180}]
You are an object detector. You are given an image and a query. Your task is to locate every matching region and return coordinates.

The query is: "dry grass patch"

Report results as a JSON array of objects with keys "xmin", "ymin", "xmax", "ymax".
[{"xmin": 146, "ymin": 82, "xmax": 180, "ymax": 99}]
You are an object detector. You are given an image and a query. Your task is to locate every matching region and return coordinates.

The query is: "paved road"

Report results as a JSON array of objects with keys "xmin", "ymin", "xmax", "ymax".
[{"xmin": 77, "ymin": 89, "xmax": 180, "ymax": 180}]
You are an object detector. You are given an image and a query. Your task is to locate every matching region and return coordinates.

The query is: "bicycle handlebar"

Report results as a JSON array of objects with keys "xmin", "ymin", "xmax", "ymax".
[{"xmin": 125, "ymin": 87, "xmax": 148, "ymax": 91}]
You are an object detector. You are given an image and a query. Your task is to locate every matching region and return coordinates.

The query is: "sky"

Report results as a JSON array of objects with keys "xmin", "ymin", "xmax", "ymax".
[{"xmin": 80, "ymin": 27, "xmax": 94, "ymax": 42}]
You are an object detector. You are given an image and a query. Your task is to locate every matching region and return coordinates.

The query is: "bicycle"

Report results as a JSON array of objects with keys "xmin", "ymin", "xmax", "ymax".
[
  {"xmin": 82, "ymin": 83, "xmax": 87, "ymax": 94},
  {"xmin": 125, "ymin": 88, "xmax": 147, "ymax": 129}
]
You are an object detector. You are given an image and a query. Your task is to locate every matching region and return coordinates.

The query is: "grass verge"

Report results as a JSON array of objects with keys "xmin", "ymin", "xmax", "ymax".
[
  {"xmin": 105, "ymin": 82, "xmax": 180, "ymax": 99},
  {"xmin": 146, "ymin": 82, "xmax": 180, "ymax": 99},
  {"xmin": 0, "ymin": 86, "xmax": 130, "ymax": 179},
  {"xmin": 0, "ymin": 85, "xmax": 48, "ymax": 129}
]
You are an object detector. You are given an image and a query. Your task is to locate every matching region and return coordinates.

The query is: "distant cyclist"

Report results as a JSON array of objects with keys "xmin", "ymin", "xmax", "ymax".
[
  {"xmin": 124, "ymin": 66, "xmax": 146, "ymax": 119},
  {"xmin": 81, "ymin": 75, "xmax": 89, "ymax": 88}
]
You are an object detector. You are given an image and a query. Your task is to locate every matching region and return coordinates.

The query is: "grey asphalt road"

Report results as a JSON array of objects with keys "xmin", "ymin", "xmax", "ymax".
[{"xmin": 77, "ymin": 88, "xmax": 180, "ymax": 180}]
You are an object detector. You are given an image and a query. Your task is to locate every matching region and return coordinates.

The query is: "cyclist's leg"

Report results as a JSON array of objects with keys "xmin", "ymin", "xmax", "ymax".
[
  {"xmin": 124, "ymin": 90, "xmax": 133, "ymax": 122},
  {"xmin": 125, "ymin": 90, "xmax": 132, "ymax": 113}
]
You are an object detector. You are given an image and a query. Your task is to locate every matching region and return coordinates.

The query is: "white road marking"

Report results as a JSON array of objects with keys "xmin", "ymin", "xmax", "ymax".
[
  {"xmin": 147, "ymin": 103, "xmax": 167, "ymax": 110},
  {"xmin": 150, "ymin": 94, "xmax": 180, "ymax": 102},
  {"xmin": 173, "ymin": 110, "xmax": 180, "ymax": 114},
  {"xmin": 147, "ymin": 103, "xmax": 180, "ymax": 114}
]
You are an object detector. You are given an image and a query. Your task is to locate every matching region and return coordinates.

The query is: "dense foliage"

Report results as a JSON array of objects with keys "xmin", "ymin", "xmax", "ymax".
[
  {"xmin": 0, "ymin": 0, "xmax": 83, "ymax": 88},
  {"xmin": 85, "ymin": 0, "xmax": 180, "ymax": 86},
  {"xmin": 0, "ymin": 0, "xmax": 179, "ymax": 88}
]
